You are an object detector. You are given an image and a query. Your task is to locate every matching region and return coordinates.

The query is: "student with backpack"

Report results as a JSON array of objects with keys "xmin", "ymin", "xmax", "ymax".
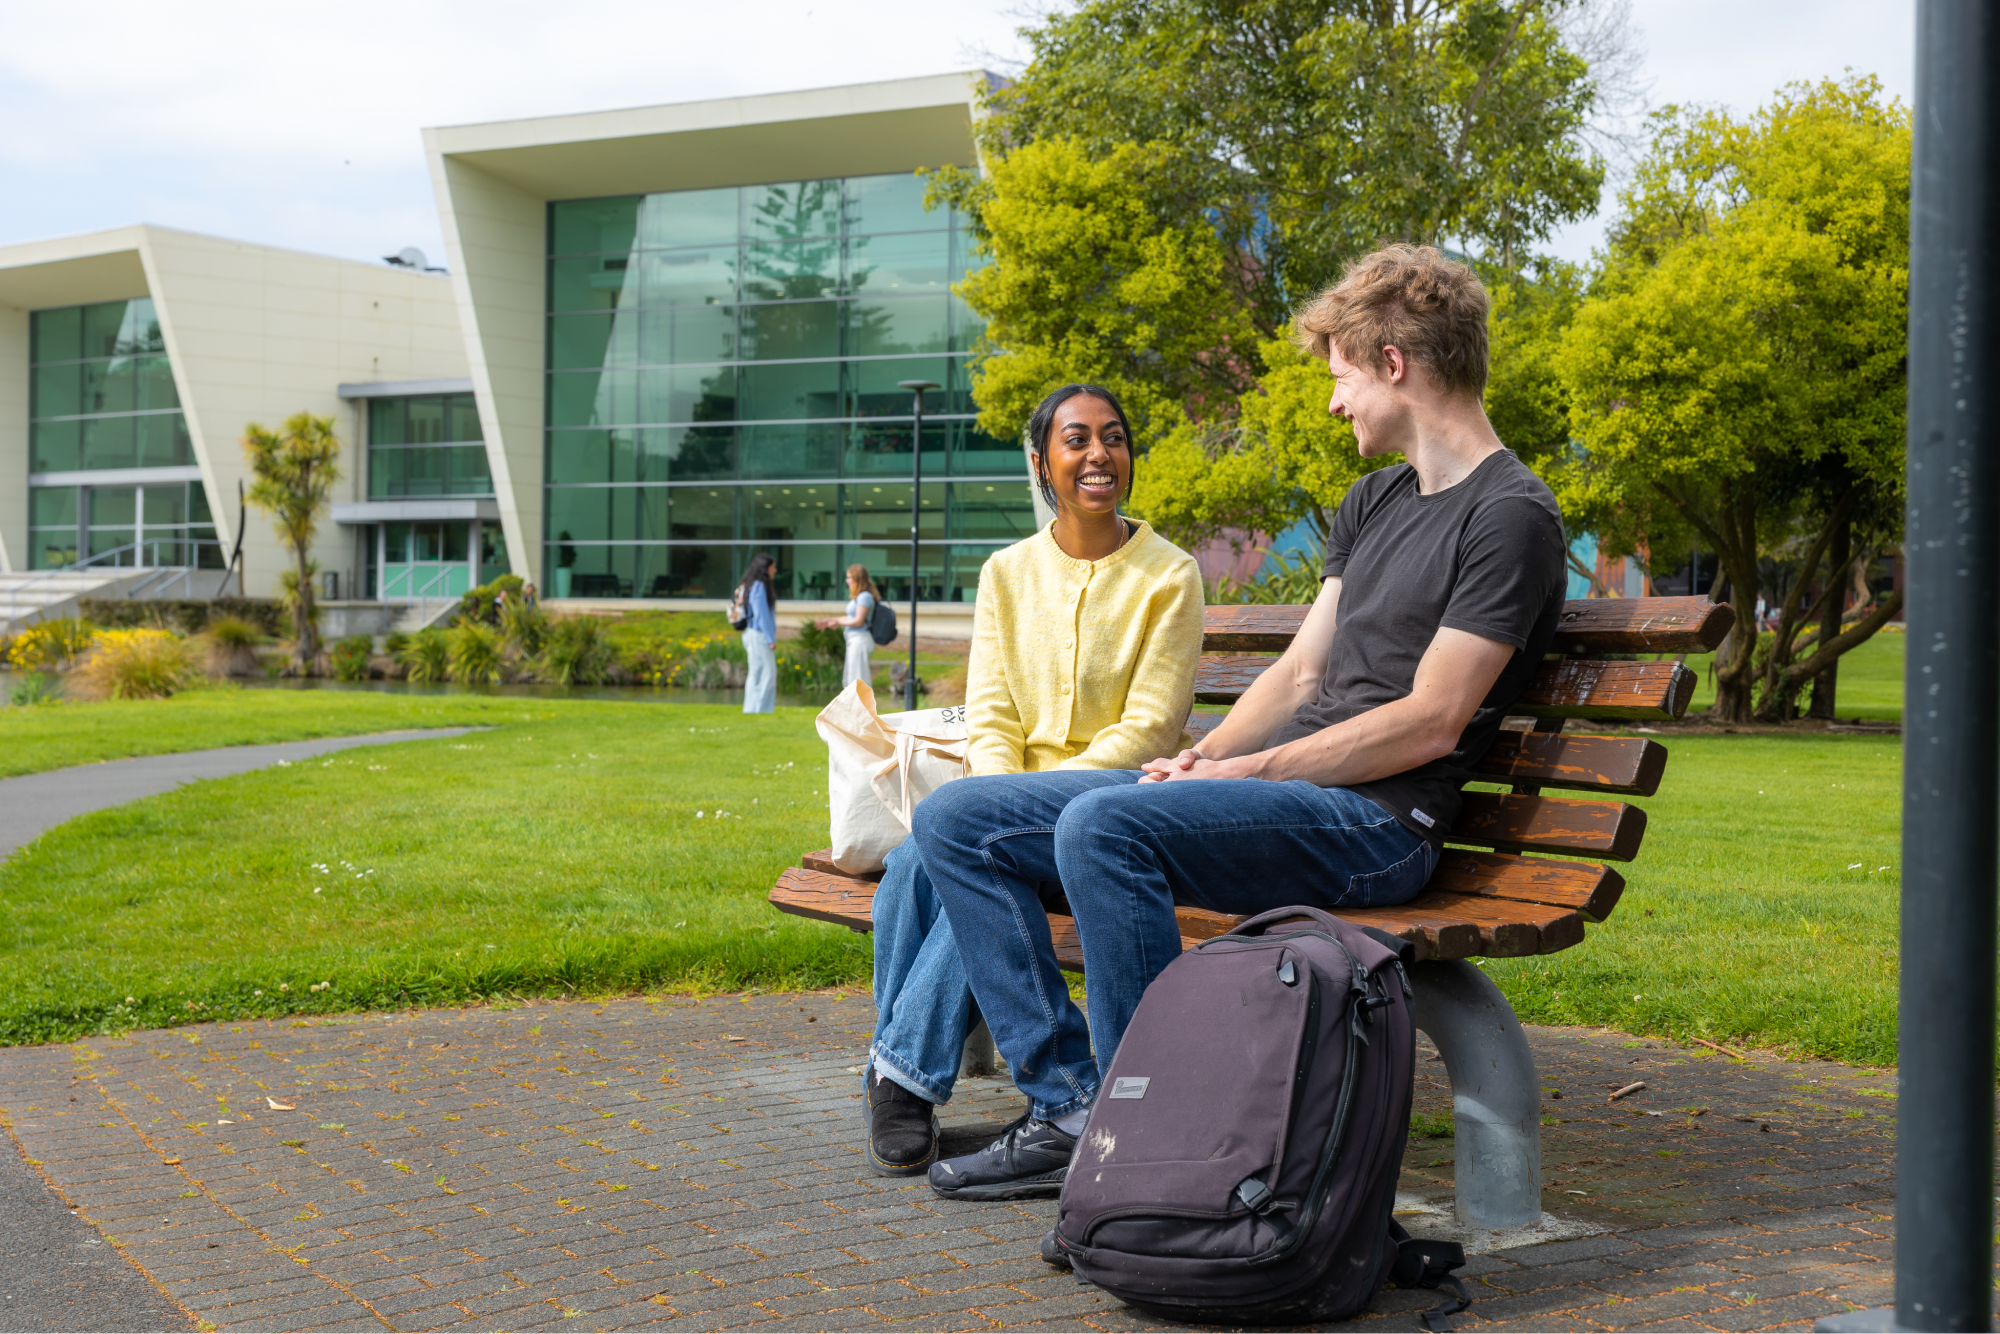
[
  {"xmin": 816, "ymin": 564, "xmax": 885, "ymax": 689},
  {"xmin": 902, "ymin": 246, "xmax": 1565, "ymax": 1220},
  {"xmin": 730, "ymin": 553, "xmax": 778, "ymax": 714},
  {"xmin": 860, "ymin": 384, "xmax": 1203, "ymax": 1179}
]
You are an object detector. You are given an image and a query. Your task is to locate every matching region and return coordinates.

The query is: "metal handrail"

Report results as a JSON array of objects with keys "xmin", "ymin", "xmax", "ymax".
[
  {"xmin": 3, "ymin": 538, "xmax": 230, "ymax": 616},
  {"xmin": 381, "ymin": 561, "xmax": 466, "ymax": 629}
]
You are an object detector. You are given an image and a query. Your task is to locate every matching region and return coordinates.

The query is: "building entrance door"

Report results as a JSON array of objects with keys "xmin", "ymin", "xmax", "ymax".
[{"xmin": 379, "ymin": 520, "xmax": 474, "ymax": 601}]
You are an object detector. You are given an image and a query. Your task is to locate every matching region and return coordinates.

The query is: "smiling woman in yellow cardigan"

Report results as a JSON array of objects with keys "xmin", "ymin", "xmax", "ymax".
[{"xmin": 861, "ymin": 383, "xmax": 1203, "ymax": 1178}]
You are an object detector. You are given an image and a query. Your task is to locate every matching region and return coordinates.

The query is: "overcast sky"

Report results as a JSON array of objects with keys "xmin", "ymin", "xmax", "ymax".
[{"xmin": 0, "ymin": 0, "xmax": 1913, "ymax": 270}]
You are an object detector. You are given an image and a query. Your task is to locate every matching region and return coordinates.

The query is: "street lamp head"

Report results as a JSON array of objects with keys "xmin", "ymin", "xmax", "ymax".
[{"xmin": 896, "ymin": 379, "xmax": 941, "ymax": 393}]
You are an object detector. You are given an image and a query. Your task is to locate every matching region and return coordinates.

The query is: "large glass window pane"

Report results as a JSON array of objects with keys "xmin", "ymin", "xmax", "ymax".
[
  {"xmin": 189, "ymin": 484, "xmax": 212, "ymax": 524},
  {"xmin": 949, "ymin": 293, "xmax": 988, "ymax": 353},
  {"xmin": 32, "ymin": 306, "xmax": 80, "ymax": 364},
  {"xmin": 446, "ymin": 393, "xmax": 484, "ymax": 441},
  {"xmin": 142, "ymin": 485, "xmax": 188, "ymax": 527},
  {"xmin": 31, "ymin": 486, "xmax": 77, "ymax": 528},
  {"xmin": 846, "ymin": 296, "xmax": 948, "ymax": 356},
  {"xmin": 549, "ymin": 313, "xmax": 622, "ymax": 370},
  {"xmin": 137, "ymin": 354, "xmax": 178, "ymax": 410},
  {"xmin": 740, "ymin": 361, "xmax": 840, "ymax": 420},
  {"xmin": 737, "ymin": 422, "xmax": 840, "ymax": 479},
  {"xmin": 846, "ymin": 172, "xmax": 938, "ymax": 236},
  {"xmin": 84, "ymin": 358, "xmax": 137, "ymax": 414},
  {"xmin": 741, "ymin": 241, "xmax": 840, "ymax": 301},
  {"xmin": 950, "ymin": 482, "xmax": 1037, "ymax": 542},
  {"xmin": 844, "ymin": 420, "xmax": 946, "ymax": 479},
  {"xmin": 944, "ymin": 544, "xmax": 1007, "ymax": 602},
  {"xmin": 548, "ymin": 369, "xmax": 637, "ymax": 427},
  {"xmin": 852, "ymin": 541, "xmax": 946, "ymax": 604},
  {"xmin": 669, "ymin": 486, "xmax": 737, "ymax": 540},
  {"xmin": 846, "ymin": 357, "xmax": 951, "ymax": 418},
  {"xmin": 370, "ymin": 397, "xmax": 407, "ymax": 446},
  {"xmin": 30, "ymin": 420, "xmax": 79, "ymax": 472},
  {"xmin": 32, "ymin": 363, "xmax": 80, "ymax": 419},
  {"xmin": 655, "ymin": 425, "xmax": 735, "ymax": 480},
  {"xmin": 788, "ymin": 544, "xmax": 845, "ymax": 601},
  {"xmin": 446, "ymin": 445, "xmax": 493, "ymax": 494},
  {"xmin": 550, "ymin": 197, "xmax": 640, "ymax": 256},
  {"xmin": 638, "ymin": 248, "xmax": 737, "ymax": 307},
  {"xmin": 640, "ymin": 305, "xmax": 735, "ymax": 365},
  {"xmin": 638, "ymin": 366, "xmax": 735, "ymax": 424},
  {"xmin": 549, "ymin": 253, "xmax": 633, "ymax": 312},
  {"xmin": 638, "ymin": 187, "xmax": 738, "ymax": 249},
  {"xmin": 846, "ymin": 230, "xmax": 950, "ymax": 296},
  {"xmin": 134, "ymin": 413, "xmax": 193, "ymax": 468},
  {"xmin": 81, "ymin": 416, "xmax": 137, "ymax": 470},
  {"xmin": 952, "ymin": 226, "xmax": 989, "ymax": 286},
  {"xmin": 90, "ymin": 486, "xmax": 137, "ymax": 528},
  {"xmin": 657, "ymin": 544, "xmax": 733, "ymax": 599},
  {"xmin": 952, "ymin": 423, "xmax": 1022, "ymax": 476},
  {"xmin": 742, "ymin": 482, "xmax": 838, "ymax": 543},
  {"xmin": 548, "ymin": 430, "xmax": 618, "ymax": 485},
  {"xmin": 83, "ymin": 301, "xmax": 131, "ymax": 359},
  {"xmin": 740, "ymin": 301, "xmax": 839, "ymax": 360},
  {"xmin": 131, "ymin": 298, "xmax": 165, "ymax": 353},
  {"xmin": 406, "ymin": 396, "xmax": 447, "ymax": 443},
  {"xmin": 745, "ymin": 180, "xmax": 841, "ymax": 242},
  {"xmin": 842, "ymin": 482, "xmax": 945, "ymax": 543},
  {"xmin": 547, "ymin": 488, "xmax": 616, "ymax": 543}
]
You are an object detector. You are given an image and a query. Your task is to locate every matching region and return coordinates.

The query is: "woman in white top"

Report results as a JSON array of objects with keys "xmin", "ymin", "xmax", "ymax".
[{"xmin": 816, "ymin": 563, "xmax": 879, "ymax": 690}]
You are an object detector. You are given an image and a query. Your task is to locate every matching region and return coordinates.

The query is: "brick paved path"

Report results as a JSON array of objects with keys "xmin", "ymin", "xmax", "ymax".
[{"xmin": 0, "ymin": 991, "xmax": 1902, "ymax": 1332}]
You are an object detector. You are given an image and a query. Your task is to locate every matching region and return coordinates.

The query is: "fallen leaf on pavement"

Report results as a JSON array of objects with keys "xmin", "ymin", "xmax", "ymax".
[
  {"xmin": 266, "ymin": 1099, "xmax": 296, "ymax": 1111},
  {"xmin": 722, "ymin": 1035, "xmax": 748, "ymax": 1042}
]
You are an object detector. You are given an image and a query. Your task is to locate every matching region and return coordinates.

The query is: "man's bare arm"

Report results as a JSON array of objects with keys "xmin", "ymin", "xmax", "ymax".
[
  {"xmin": 1143, "ymin": 625, "xmax": 1516, "ymax": 787},
  {"xmin": 1176, "ymin": 574, "xmax": 1342, "ymax": 763}
]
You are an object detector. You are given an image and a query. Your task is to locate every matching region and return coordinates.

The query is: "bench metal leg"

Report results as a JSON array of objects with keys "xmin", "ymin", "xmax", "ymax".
[
  {"xmin": 959, "ymin": 1018, "xmax": 998, "ymax": 1078},
  {"xmin": 1410, "ymin": 960, "xmax": 1542, "ymax": 1229}
]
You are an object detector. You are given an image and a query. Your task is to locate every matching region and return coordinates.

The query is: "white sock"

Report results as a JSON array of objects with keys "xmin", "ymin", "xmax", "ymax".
[{"xmin": 1052, "ymin": 1107, "xmax": 1090, "ymax": 1136}]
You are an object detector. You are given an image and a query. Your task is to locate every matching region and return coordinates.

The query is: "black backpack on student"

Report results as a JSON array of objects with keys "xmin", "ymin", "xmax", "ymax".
[
  {"xmin": 867, "ymin": 596, "xmax": 897, "ymax": 646},
  {"xmin": 1046, "ymin": 906, "xmax": 1470, "ymax": 1327}
]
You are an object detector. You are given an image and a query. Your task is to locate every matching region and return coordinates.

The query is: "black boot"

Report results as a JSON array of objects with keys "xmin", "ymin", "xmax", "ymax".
[{"xmin": 863, "ymin": 1067, "xmax": 939, "ymax": 1177}]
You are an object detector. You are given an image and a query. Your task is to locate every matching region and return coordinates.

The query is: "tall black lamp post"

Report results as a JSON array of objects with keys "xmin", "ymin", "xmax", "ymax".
[
  {"xmin": 1819, "ymin": 3, "xmax": 2000, "ymax": 1332},
  {"xmin": 896, "ymin": 379, "xmax": 940, "ymax": 711}
]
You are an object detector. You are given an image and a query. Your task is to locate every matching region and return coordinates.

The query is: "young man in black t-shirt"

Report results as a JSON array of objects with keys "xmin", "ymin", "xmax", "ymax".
[{"xmin": 900, "ymin": 244, "xmax": 1566, "ymax": 1200}]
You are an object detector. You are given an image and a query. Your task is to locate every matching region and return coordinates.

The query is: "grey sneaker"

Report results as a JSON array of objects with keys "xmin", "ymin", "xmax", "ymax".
[{"xmin": 928, "ymin": 1115, "xmax": 1077, "ymax": 1200}]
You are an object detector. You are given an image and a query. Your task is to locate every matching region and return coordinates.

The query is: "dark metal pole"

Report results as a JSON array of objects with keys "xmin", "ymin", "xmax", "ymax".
[
  {"xmin": 1898, "ymin": 2, "xmax": 2000, "ymax": 1329},
  {"xmin": 897, "ymin": 379, "xmax": 939, "ymax": 711}
]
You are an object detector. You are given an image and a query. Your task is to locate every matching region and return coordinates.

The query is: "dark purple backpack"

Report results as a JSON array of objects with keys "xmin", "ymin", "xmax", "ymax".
[{"xmin": 1050, "ymin": 906, "xmax": 1465, "ymax": 1326}]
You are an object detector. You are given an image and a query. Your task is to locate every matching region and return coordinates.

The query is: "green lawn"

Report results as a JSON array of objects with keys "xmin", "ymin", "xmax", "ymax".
[
  {"xmin": 2, "ymin": 700, "xmax": 858, "ymax": 1046},
  {"xmin": 1, "ymin": 692, "xmax": 1905, "ymax": 1069},
  {"xmin": 1684, "ymin": 625, "xmax": 1904, "ymax": 721},
  {"xmin": 0, "ymin": 684, "xmax": 537, "ymax": 778}
]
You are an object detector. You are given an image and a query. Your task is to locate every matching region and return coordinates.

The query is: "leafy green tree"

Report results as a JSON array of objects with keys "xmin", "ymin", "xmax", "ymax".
[
  {"xmin": 1551, "ymin": 76, "xmax": 1909, "ymax": 723},
  {"xmin": 243, "ymin": 412, "xmax": 341, "ymax": 674}
]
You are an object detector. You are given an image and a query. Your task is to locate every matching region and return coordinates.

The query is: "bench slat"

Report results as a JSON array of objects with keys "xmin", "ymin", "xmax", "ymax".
[
  {"xmin": 1477, "ymin": 732, "xmax": 1667, "ymax": 797},
  {"xmin": 801, "ymin": 850, "xmax": 882, "ymax": 881},
  {"xmin": 1194, "ymin": 655, "xmax": 1695, "ymax": 721},
  {"xmin": 1550, "ymin": 596, "xmax": 1735, "ymax": 654},
  {"xmin": 1429, "ymin": 848, "xmax": 1625, "ymax": 921},
  {"xmin": 1453, "ymin": 791, "xmax": 1647, "ymax": 861},
  {"xmin": 1200, "ymin": 597, "xmax": 1734, "ymax": 656}
]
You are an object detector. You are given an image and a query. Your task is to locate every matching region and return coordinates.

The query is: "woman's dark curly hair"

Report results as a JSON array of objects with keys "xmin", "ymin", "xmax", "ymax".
[{"xmin": 1024, "ymin": 384, "xmax": 1136, "ymax": 511}]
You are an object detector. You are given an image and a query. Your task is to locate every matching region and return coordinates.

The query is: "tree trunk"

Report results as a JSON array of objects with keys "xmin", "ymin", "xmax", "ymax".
[
  {"xmin": 294, "ymin": 548, "xmax": 318, "ymax": 674},
  {"xmin": 1808, "ymin": 513, "xmax": 1850, "ymax": 719},
  {"xmin": 1708, "ymin": 490, "xmax": 1761, "ymax": 724}
]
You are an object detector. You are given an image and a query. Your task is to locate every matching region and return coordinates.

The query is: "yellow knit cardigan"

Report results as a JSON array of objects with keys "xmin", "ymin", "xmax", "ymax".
[{"xmin": 965, "ymin": 519, "xmax": 1205, "ymax": 776}]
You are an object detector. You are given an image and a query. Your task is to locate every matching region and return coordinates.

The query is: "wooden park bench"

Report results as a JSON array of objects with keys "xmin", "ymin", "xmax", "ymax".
[{"xmin": 770, "ymin": 595, "xmax": 1734, "ymax": 1228}]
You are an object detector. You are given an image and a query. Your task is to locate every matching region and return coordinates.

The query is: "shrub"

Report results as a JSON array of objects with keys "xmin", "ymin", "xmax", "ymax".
[
  {"xmin": 1213, "ymin": 542, "xmax": 1326, "ymax": 605},
  {"xmin": 7, "ymin": 671, "xmax": 54, "ymax": 706},
  {"xmin": 330, "ymin": 635, "xmax": 374, "ymax": 682},
  {"xmin": 204, "ymin": 615, "xmax": 265, "ymax": 677},
  {"xmin": 672, "ymin": 633, "xmax": 748, "ymax": 689},
  {"xmin": 397, "ymin": 628, "xmax": 450, "ymax": 683},
  {"xmin": 536, "ymin": 616, "xmax": 614, "ymax": 685},
  {"xmin": 73, "ymin": 629, "xmax": 195, "ymax": 700},
  {"xmin": 383, "ymin": 631, "xmax": 410, "ymax": 655},
  {"xmin": 446, "ymin": 620, "xmax": 505, "ymax": 684},
  {"xmin": 8, "ymin": 618, "xmax": 97, "ymax": 670},
  {"xmin": 456, "ymin": 574, "xmax": 526, "ymax": 626},
  {"xmin": 501, "ymin": 598, "xmax": 550, "ymax": 657}
]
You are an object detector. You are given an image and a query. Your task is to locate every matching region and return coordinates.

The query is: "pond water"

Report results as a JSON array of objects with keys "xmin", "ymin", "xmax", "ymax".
[{"xmin": 0, "ymin": 669, "xmax": 837, "ymax": 711}]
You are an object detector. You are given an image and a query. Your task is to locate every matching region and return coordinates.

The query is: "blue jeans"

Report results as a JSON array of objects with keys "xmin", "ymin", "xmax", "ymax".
[
  {"xmin": 913, "ymin": 770, "xmax": 1437, "ymax": 1118},
  {"xmin": 741, "ymin": 629, "xmax": 775, "ymax": 714},
  {"xmin": 868, "ymin": 840, "xmax": 980, "ymax": 1104}
]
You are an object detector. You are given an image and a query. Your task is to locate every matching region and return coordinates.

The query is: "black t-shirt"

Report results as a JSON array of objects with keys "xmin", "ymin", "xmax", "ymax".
[{"xmin": 1265, "ymin": 448, "xmax": 1566, "ymax": 844}]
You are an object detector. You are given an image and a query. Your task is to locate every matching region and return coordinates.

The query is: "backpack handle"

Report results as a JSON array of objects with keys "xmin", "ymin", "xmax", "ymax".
[{"xmin": 1227, "ymin": 905, "xmax": 1347, "ymax": 939}]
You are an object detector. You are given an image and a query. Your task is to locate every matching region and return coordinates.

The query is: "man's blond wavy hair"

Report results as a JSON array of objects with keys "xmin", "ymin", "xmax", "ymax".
[{"xmin": 1292, "ymin": 244, "xmax": 1490, "ymax": 399}]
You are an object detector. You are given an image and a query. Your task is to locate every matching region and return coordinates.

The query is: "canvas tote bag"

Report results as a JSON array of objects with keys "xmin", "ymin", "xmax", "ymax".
[{"xmin": 815, "ymin": 680, "xmax": 970, "ymax": 873}]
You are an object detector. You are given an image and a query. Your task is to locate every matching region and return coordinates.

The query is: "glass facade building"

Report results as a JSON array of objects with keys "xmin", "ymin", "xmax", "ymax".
[
  {"xmin": 543, "ymin": 171, "xmax": 1031, "ymax": 602},
  {"xmin": 368, "ymin": 392, "xmax": 491, "ymax": 499},
  {"xmin": 27, "ymin": 297, "xmax": 215, "ymax": 569}
]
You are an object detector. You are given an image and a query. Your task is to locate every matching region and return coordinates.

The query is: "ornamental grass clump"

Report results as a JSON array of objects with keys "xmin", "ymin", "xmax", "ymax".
[
  {"xmin": 397, "ymin": 628, "xmax": 449, "ymax": 683},
  {"xmin": 330, "ymin": 636, "xmax": 374, "ymax": 682},
  {"xmin": 535, "ymin": 616, "xmax": 613, "ymax": 685},
  {"xmin": 73, "ymin": 629, "xmax": 195, "ymax": 701},
  {"xmin": 204, "ymin": 615, "xmax": 265, "ymax": 677},
  {"xmin": 500, "ymin": 599, "xmax": 549, "ymax": 657},
  {"xmin": 672, "ymin": 633, "xmax": 748, "ymax": 689},
  {"xmin": 446, "ymin": 620, "xmax": 505, "ymax": 685}
]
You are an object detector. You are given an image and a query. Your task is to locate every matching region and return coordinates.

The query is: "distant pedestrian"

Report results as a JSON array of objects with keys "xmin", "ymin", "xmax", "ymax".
[
  {"xmin": 522, "ymin": 583, "xmax": 539, "ymax": 608},
  {"xmin": 818, "ymin": 564, "xmax": 880, "ymax": 691},
  {"xmin": 737, "ymin": 553, "xmax": 778, "ymax": 714}
]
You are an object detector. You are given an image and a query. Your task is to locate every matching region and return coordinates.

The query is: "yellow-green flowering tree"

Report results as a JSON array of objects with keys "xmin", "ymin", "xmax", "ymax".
[{"xmin": 1552, "ymin": 76, "xmax": 1909, "ymax": 723}]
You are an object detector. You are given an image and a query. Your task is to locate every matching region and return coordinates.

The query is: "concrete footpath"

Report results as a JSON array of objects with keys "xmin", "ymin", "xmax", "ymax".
[
  {"xmin": 0, "ymin": 988, "xmax": 1909, "ymax": 1332},
  {"xmin": 0, "ymin": 729, "xmax": 483, "ymax": 858}
]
